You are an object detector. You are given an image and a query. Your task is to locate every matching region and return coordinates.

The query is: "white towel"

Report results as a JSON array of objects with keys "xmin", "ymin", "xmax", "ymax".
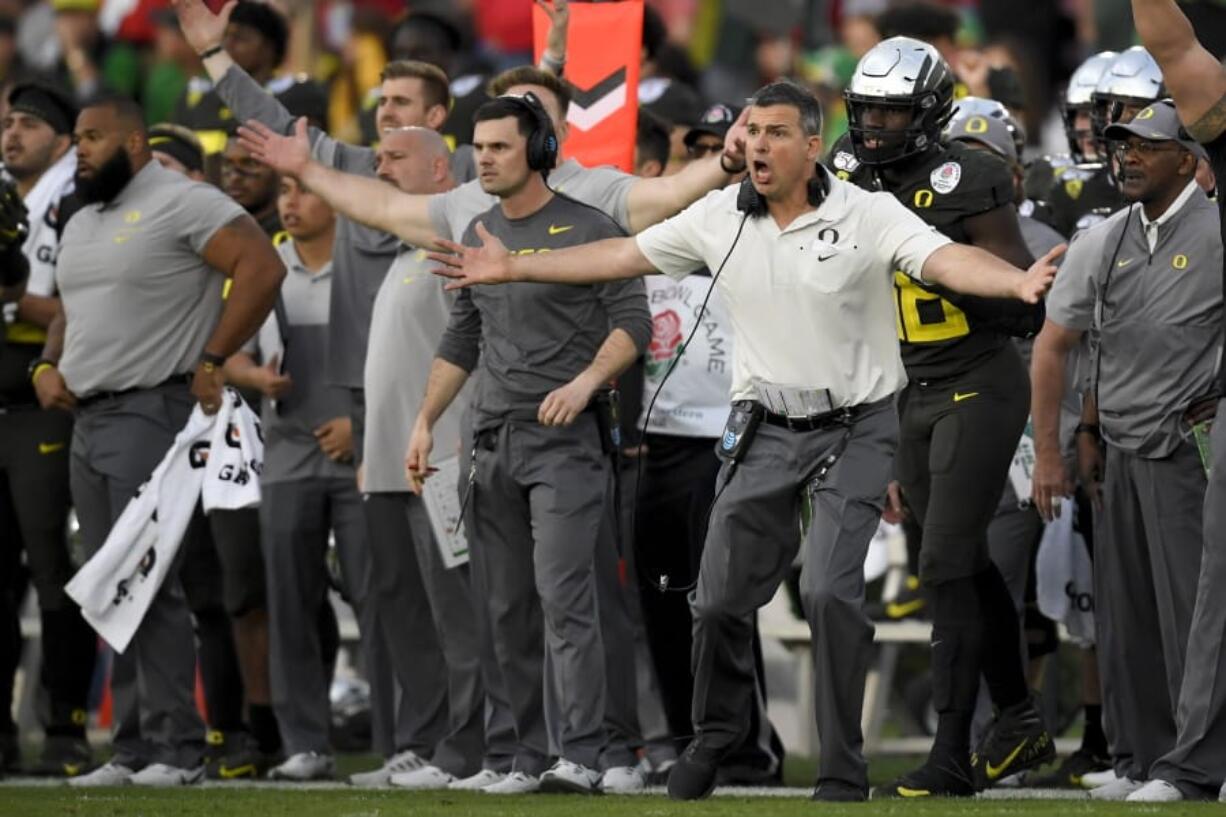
[
  {"xmin": 1035, "ymin": 497, "xmax": 1095, "ymax": 646},
  {"xmin": 65, "ymin": 390, "xmax": 264, "ymax": 652}
]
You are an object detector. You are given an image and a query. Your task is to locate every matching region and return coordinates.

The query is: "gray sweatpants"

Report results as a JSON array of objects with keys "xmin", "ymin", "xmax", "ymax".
[
  {"xmin": 1152, "ymin": 402, "xmax": 1226, "ymax": 796},
  {"xmin": 260, "ymin": 477, "xmax": 370, "ymax": 755},
  {"xmin": 363, "ymin": 491, "xmax": 486, "ymax": 776},
  {"xmin": 1095, "ymin": 440, "xmax": 1205, "ymax": 781},
  {"xmin": 69, "ymin": 385, "xmax": 206, "ymax": 769},
  {"xmin": 691, "ymin": 400, "xmax": 897, "ymax": 794},
  {"xmin": 467, "ymin": 417, "xmax": 609, "ymax": 774}
]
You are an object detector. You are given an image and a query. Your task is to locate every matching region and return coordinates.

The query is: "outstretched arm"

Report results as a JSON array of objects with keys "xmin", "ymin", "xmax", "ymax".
[
  {"xmin": 922, "ymin": 242, "xmax": 1064, "ymax": 303},
  {"xmin": 1132, "ymin": 0, "xmax": 1226, "ymax": 140},
  {"xmin": 237, "ymin": 119, "xmax": 437, "ymax": 248},
  {"xmin": 428, "ymin": 221, "xmax": 657, "ymax": 287}
]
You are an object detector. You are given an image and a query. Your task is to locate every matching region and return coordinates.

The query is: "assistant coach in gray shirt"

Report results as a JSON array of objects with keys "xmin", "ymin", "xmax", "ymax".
[
  {"xmin": 31, "ymin": 95, "xmax": 285, "ymax": 787},
  {"xmin": 1031, "ymin": 99, "xmax": 1224, "ymax": 800}
]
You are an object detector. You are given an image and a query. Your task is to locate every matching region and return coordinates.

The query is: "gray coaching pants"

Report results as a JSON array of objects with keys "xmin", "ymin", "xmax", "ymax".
[
  {"xmin": 691, "ymin": 399, "xmax": 897, "ymax": 794},
  {"xmin": 1152, "ymin": 401, "xmax": 1226, "ymax": 796},
  {"xmin": 69, "ymin": 384, "xmax": 206, "ymax": 770},
  {"xmin": 260, "ymin": 477, "xmax": 369, "ymax": 756},
  {"xmin": 1094, "ymin": 440, "xmax": 1205, "ymax": 781},
  {"xmin": 467, "ymin": 416, "xmax": 610, "ymax": 774}
]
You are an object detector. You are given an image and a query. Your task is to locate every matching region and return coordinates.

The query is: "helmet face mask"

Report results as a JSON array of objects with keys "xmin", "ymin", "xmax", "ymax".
[
  {"xmin": 1088, "ymin": 47, "xmax": 1165, "ymax": 152},
  {"xmin": 845, "ymin": 36, "xmax": 955, "ymax": 166},
  {"xmin": 1061, "ymin": 51, "xmax": 1117, "ymax": 162}
]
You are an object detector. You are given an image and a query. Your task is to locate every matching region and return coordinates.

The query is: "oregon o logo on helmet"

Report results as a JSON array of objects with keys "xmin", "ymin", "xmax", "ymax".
[{"xmin": 965, "ymin": 116, "xmax": 989, "ymax": 134}]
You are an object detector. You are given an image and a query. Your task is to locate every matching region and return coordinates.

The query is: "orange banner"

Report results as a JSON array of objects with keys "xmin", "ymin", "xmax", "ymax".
[{"xmin": 533, "ymin": 1, "xmax": 643, "ymax": 172}]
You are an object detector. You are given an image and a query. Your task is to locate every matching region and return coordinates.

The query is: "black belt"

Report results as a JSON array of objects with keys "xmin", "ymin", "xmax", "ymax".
[
  {"xmin": 758, "ymin": 396, "xmax": 889, "ymax": 432},
  {"xmin": 77, "ymin": 373, "xmax": 193, "ymax": 410}
]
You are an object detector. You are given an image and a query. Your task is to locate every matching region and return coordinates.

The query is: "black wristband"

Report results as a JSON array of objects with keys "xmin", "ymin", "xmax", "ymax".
[
  {"xmin": 199, "ymin": 44, "xmax": 225, "ymax": 60},
  {"xmin": 719, "ymin": 153, "xmax": 746, "ymax": 175},
  {"xmin": 200, "ymin": 351, "xmax": 226, "ymax": 368},
  {"xmin": 1074, "ymin": 423, "xmax": 1101, "ymax": 439}
]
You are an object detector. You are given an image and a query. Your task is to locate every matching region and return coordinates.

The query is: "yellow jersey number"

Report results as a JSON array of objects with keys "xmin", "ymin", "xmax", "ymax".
[{"xmin": 893, "ymin": 272, "xmax": 970, "ymax": 343}]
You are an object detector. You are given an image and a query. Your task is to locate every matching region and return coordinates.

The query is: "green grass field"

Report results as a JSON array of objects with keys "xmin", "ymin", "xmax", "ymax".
[{"xmin": 3, "ymin": 754, "xmax": 1223, "ymax": 816}]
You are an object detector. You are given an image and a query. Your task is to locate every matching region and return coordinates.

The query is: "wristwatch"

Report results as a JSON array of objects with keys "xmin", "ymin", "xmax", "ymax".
[{"xmin": 199, "ymin": 351, "xmax": 226, "ymax": 373}]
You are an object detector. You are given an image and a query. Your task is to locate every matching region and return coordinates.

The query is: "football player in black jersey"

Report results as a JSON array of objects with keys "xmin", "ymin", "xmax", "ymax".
[{"xmin": 833, "ymin": 36, "xmax": 1058, "ymax": 797}]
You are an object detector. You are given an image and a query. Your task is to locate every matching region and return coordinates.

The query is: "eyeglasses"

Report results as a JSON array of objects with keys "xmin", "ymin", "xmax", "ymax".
[{"xmin": 1112, "ymin": 141, "xmax": 1182, "ymax": 159}]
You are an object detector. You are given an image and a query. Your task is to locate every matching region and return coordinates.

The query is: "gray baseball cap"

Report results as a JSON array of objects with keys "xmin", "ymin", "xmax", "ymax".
[{"xmin": 1104, "ymin": 99, "xmax": 1208, "ymax": 160}]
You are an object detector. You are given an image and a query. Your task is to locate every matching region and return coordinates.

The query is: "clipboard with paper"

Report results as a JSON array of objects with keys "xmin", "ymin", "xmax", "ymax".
[{"xmin": 420, "ymin": 456, "xmax": 470, "ymax": 568}]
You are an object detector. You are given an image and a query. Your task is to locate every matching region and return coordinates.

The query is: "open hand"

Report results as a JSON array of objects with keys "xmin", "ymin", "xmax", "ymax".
[
  {"xmin": 428, "ymin": 221, "xmax": 515, "ymax": 290},
  {"xmin": 536, "ymin": 0, "xmax": 570, "ymax": 64},
  {"xmin": 1016, "ymin": 244, "xmax": 1066, "ymax": 304},
  {"xmin": 171, "ymin": 0, "xmax": 236, "ymax": 56},
  {"xmin": 236, "ymin": 117, "xmax": 312, "ymax": 178}
]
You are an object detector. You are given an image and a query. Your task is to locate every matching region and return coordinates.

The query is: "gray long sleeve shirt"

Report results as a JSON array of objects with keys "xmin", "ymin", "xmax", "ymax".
[{"xmin": 436, "ymin": 195, "xmax": 652, "ymax": 431}]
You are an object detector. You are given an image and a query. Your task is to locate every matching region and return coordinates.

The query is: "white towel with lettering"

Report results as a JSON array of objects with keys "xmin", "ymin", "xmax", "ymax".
[
  {"xmin": 66, "ymin": 390, "xmax": 263, "ymax": 652},
  {"xmin": 1035, "ymin": 497, "xmax": 1095, "ymax": 646}
]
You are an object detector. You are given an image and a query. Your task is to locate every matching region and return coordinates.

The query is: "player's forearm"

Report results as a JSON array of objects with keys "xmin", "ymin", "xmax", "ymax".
[
  {"xmin": 509, "ymin": 237, "xmax": 653, "ymax": 283},
  {"xmin": 923, "ymin": 243, "xmax": 1026, "ymax": 299},
  {"xmin": 416, "ymin": 358, "xmax": 470, "ymax": 430},
  {"xmin": 298, "ymin": 160, "xmax": 433, "ymax": 247},
  {"xmin": 628, "ymin": 155, "xmax": 734, "ymax": 233},
  {"xmin": 576, "ymin": 328, "xmax": 639, "ymax": 390},
  {"xmin": 1030, "ymin": 322, "xmax": 1076, "ymax": 457},
  {"xmin": 1131, "ymin": 0, "xmax": 1197, "ymax": 64}
]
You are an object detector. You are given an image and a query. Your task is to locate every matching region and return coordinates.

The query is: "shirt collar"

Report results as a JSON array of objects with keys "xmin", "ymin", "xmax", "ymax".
[
  {"xmin": 281, "ymin": 240, "xmax": 332, "ymax": 281},
  {"xmin": 1140, "ymin": 180, "xmax": 1200, "ymax": 231}
]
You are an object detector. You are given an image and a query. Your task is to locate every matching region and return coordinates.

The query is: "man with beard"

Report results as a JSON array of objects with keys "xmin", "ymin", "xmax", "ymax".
[
  {"xmin": 1031, "ymin": 98, "xmax": 1222, "ymax": 801},
  {"xmin": 0, "ymin": 82, "xmax": 97, "ymax": 778},
  {"xmin": 31, "ymin": 94, "xmax": 285, "ymax": 787},
  {"xmin": 832, "ymin": 37, "xmax": 1057, "ymax": 797}
]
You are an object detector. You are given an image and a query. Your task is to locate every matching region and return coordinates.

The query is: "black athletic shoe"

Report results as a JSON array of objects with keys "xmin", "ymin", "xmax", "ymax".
[
  {"xmin": 207, "ymin": 732, "xmax": 277, "ymax": 781},
  {"xmin": 866, "ymin": 575, "xmax": 928, "ymax": 621},
  {"xmin": 31, "ymin": 735, "xmax": 93, "ymax": 778},
  {"xmin": 667, "ymin": 741, "xmax": 725, "ymax": 801},
  {"xmin": 1024, "ymin": 748, "xmax": 1112, "ymax": 788},
  {"xmin": 813, "ymin": 780, "xmax": 868, "ymax": 801},
  {"xmin": 971, "ymin": 697, "xmax": 1056, "ymax": 791},
  {"xmin": 873, "ymin": 760, "xmax": 975, "ymax": 799}
]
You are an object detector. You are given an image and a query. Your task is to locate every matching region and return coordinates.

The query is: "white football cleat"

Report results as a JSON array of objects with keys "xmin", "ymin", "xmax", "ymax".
[
  {"xmin": 268, "ymin": 751, "xmax": 335, "ymax": 781},
  {"xmin": 539, "ymin": 758, "xmax": 601, "ymax": 794},
  {"xmin": 66, "ymin": 761, "xmax": 135, "ymax": 787},
  {"xmin": 348, "ymin": 749, "xmax": 425, "ymax": 786},
  {"xmin": 390, "ymin": 764, "xmax": 456, "ymax": 790},
  {"xmin": 129, "ymin": 763, "xmax": 205, "ymax": 787},
  {"xmin": 1127, "ymin": 779, "xmax": 1184, "ymax": 802},
  {"xmin": 449, "ymin": 769, "xmax": 506, "ymax": 790},
  {"xmin": 481, "ymin": 770, "xmax": 540, "ymax": 794},
  {"xmin": 599, "ymin": 764, "xmax": 646, "ymax": 793},
  {"xmin": 1089, "ymin": 776, "xmax": 1143, "ymax": 800}
]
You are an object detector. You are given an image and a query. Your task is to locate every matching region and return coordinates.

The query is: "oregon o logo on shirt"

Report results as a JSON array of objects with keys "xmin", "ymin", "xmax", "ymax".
[
  {"xmin": 1173, "ymin": 254, "xmax": 1189, "ymax": 270},
  {"xmin": 913, "ymin": 189, "xmax": 934, "ymax": 209}
]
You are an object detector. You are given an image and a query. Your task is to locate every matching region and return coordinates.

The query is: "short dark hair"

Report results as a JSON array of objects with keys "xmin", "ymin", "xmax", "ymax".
[
  {"xmin": 487, "ymin": 66, "xmax": 573, "ymax": 116},
  {"xmin": 82, "ymin": 93, "xmax": 147, "ymax": 135},
  {"xmin": 636, "ymin": 110, "xmax": 671, "ymax": 169},
  {"xmin": 380, "ymin": 60, "xmax": 451, "ymax": 110},
  {"xmin": 749, "ymin": 80, "xmax": 823, "ymax": 136},
  {"xmin": 876, "ymin": 2, "xmax": 960, "ymax": 43},
  {"xmin": 472, "ymin": 96, "xmax": 539, "ymax": 141},
  {"xmin": 229, "ymin": 0, "xmax": 289, "ymax": 65}
]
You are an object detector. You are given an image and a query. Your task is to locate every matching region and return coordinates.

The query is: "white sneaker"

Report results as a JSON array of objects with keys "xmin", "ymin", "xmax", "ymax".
[
  {"xmin": 1080, "ymin": 767, "xmax": 1121, "ymax": 789},
  {"xmin": 67, "ymin": 761, "xmax": 135, "ymax": 787},
  {"xmin": 129, "ymin": 763, "xmax": 205, "ymax": 787},
  {"xmin": 599, "ymin": 765, "xmax": 646, "ymax": 793},
  {"xmin": 450, "ymin": 769, "xmax": 506, "ymax": 790},
  {"xmin": 390, "ymin": 764, "xmax": 456, "ymax": 790},
  {"xmin": 539, "ymin": 758, "xmax": 601, "ymax": 794},
  {"xmin": 1219, "ymin": 779, "xmax": 1226, "ymax": 802},
  {"xmin": 348, "ymin": 749, "xmax": 426, "ymax": 786},
  {"xmin": 1127, "ymin": 779, "xmax": 1184, "ymax": 802},
  {"xmin": 268, "ymin": 752, "xmax": 335, "ymax": 781},
  {"xmin": 481, "ymin": 770, "xmax": 540, "ymax": 794},
  {"xmin": 1089, "ymin": 776, "xmax": 1144, "ymax": 800}
]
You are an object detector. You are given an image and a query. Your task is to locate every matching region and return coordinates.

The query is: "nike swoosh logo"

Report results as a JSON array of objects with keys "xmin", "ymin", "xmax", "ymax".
[
  {"xmin": 885, "ymin": 599, "xmax": 925, "ymax": 619},
  {"xmin": 1117, "ymin": 258, "xmax": 1134, "ymax": 268},
  {"xmin": 953, "ymin": 391, "xmax": 979, "ymax": 403},
  {"xmin": 548, "ymin": 224, "xmax": 573, "ymax": 235},
  {"xmin": 897, "ymin": 786, "xmax": 931, "ymax": 797},
  {"xmin": 38, "ymin": 442, "xmax": 65, "ymax": 455},
  {"xmin": 63, "ymin": 763, "xmax": 81, "ymax": 777},
  {"xmin": 219, "ymin": 763, "xmax": 256, "ymax": 779},
  {"xmin": 986, "ymin": 740, "xmax": 1027, "ymax": 780},
  {"xmin": 817, "ymin": 254, "xmax": 837, "ymax": 262}
]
